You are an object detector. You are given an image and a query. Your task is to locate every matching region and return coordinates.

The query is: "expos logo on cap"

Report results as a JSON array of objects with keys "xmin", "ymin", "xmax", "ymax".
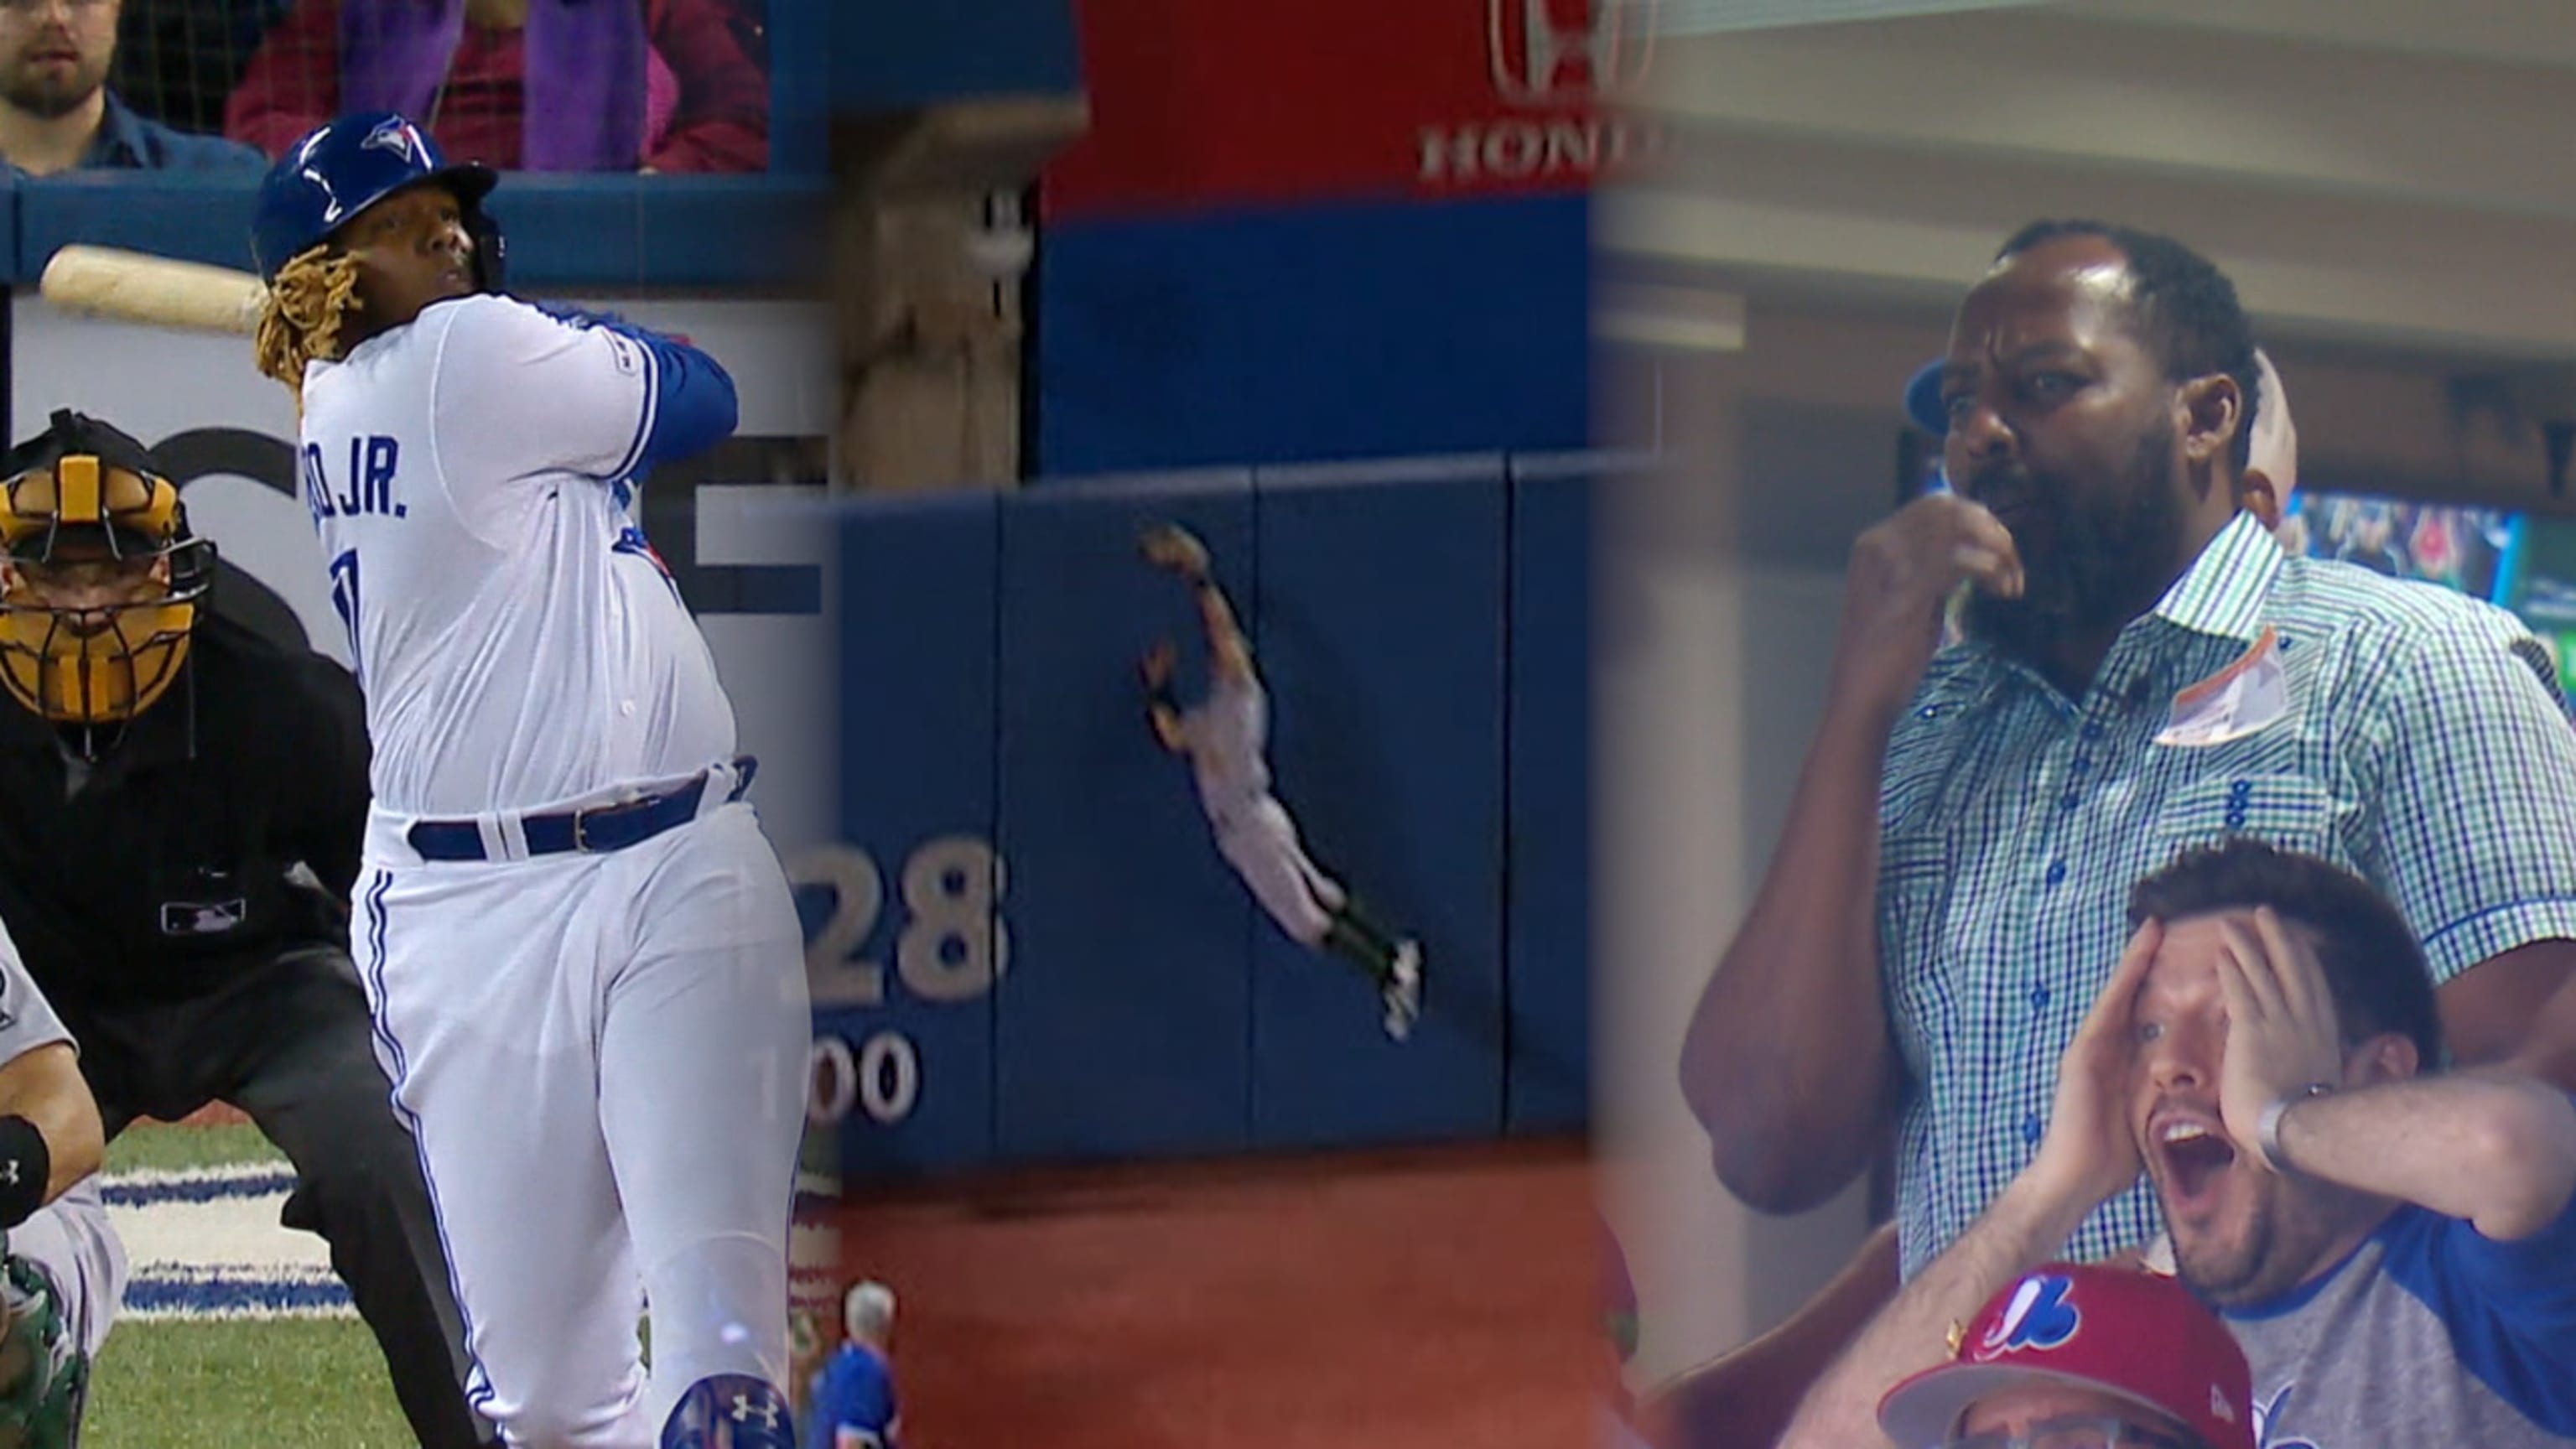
[
  {"xmin": 1973, "ymin": 1273, "xmax": 2083, "ymax": 1358},
  {"xmin": 1877, "ymin": 1263, "xmax": 2257, "ymax": 1449}
]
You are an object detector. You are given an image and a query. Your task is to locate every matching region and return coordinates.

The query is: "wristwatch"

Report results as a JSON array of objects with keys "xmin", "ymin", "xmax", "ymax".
[{"xmin": 2257, "ymin": 1083, "xmax": 2337, "ymax": 1172}]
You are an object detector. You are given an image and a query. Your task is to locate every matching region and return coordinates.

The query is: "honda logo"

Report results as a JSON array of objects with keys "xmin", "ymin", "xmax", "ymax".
[{"xmin": 1488, "ymin": 0, "xmax": 1657, "ymax": 106}]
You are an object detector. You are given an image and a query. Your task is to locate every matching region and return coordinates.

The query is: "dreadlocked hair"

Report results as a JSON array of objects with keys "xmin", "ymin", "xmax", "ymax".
[{"xmin": 254, "ymin": 249, "xmax": 362, "ymax": 403}]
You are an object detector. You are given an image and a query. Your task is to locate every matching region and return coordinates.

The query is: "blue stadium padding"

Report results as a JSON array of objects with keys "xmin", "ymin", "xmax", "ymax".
[
  {"xmin": 831, "ymin": 0, "xmax": 1083, "ymax": 111},
  {"xmin": 621, "ymin": 179, "xmax": 833, "ymax": 287},
  {"xmin": 766, "ymin": 0, "xmax": 830, "ymax": 175},
  {"xmin": 1034, "ymin": 194, "xmax": 1592, "ymax": 476},
  {"xmin": 17, "ymin": 174, "xmax": 253, "ymax": 275},
  {"xmin": 11, "ymin": 175, "xmax": 829, "ymax": 288},
  {"xmin": 1244, "ymin": 458, "xmax": 1509, "ymax": 1149},
  {"xmin": 828, "ymin": 491, "xmax": 1000, "ymax": 1175},
  {"xmin": 992, "ymin": 472, "xmax": 1259, "ymax": 1161},
  {"xmin": 1503, "ymin": 454, "xmax": 1597, "ymax": 1135}
]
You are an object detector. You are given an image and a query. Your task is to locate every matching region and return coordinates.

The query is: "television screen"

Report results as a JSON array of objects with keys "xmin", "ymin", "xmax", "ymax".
[
  {"xmin": 2496, "ymin": 513, "xmax": 2576, "ymax": 701},
  {"xmin": 2281, "ymin": 489, "xmax": 2576, "ymax": 701},
  {"xmin": 2277, "ymin": 491, "xmax": 2517, "ymax": 603}
]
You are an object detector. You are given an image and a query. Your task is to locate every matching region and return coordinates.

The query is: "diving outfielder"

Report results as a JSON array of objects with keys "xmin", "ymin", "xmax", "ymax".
[
  {"xmin": 1139, "ymin": 525, "xmax": 1423, "ymax": 1040},
  {"xmin": 247, "ymin": 112, "xmax": 810, "ymax": 1446}
]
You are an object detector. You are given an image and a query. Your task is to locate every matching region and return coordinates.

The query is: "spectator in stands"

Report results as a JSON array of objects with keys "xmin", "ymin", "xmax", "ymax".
[
  {"xmin": 1680, "ymin": 218, "xmax": 2576, "ymax": 1274},
  {"xmin": 1778, "ymin": 839, "xmax": 2576, "ymax": 1448},
  {"xmin": 0, "ymin": 0, "xmax": 263, "ymax": 173},
  {"xmin": 224, "ymin": 0, "xmax": 766, "ymax": 173},
  {"xmin": 1868, "ymin": 1264, "xmax": 2254, "ymax": 1449},
  {"xmin": 808, "ymin": 1279, "xmax": 903, "ymax": 1449}
]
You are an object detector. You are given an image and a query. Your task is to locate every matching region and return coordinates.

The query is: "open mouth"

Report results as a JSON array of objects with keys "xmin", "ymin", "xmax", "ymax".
[{"xmin": 2154, "ymin": 1115, "xmax": 2238, "ymax": 1210}]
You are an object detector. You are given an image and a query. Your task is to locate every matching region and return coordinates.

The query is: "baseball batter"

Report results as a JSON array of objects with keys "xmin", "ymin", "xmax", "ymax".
[
  {"xmin": 246, "ymin": 113, "xmax": 809, "ymax": 1447},
  {"xmin": 1139, "ymin": 525, "xmax": 1423, "ymax": 1039}
]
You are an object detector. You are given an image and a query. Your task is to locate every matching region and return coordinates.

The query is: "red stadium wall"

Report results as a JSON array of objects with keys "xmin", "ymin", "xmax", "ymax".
[{"xmin": 1031, "ymin": 0, "xmax": 1656, "ymax": 475}]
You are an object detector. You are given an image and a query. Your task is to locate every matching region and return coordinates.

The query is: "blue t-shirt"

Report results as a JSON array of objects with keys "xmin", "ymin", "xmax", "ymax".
[
  {"xmin": 2224, "ymin": 1179, "xmax": 2576, "ymax": 1446},
  {"xmin": 806, "ymin": 1343, "xmax": 898, "ymax": 1449}
]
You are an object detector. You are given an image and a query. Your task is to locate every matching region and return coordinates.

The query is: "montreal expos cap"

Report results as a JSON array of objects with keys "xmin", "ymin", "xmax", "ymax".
[{"xmin": 1877, "ymin": 1264, "xmax": 2254, "ymax": 1449}]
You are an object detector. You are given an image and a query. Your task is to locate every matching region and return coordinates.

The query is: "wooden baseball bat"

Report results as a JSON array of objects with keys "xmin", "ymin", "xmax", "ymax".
[{"xmin": 39, "ymin": 245, "xmax": 270, "ymax": 336}]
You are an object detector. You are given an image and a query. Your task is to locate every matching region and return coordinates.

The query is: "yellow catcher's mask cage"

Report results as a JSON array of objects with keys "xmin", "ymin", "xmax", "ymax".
[{"xmin": 0, "ymin": 431, "xmax": 213, "ymax": 730}]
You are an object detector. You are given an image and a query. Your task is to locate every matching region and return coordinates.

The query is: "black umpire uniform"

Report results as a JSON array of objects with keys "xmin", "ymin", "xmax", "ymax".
[{"xmin": 0, "ymin": 412, "xmax": 491, "ymax": 1446}]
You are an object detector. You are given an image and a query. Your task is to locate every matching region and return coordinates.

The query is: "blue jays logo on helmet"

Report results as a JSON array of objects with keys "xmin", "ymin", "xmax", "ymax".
[
  {"xmin": 360, "ymin": 115, "xmax": 434, "ymax": 167},
  {"xmin": 249, "ymin": 110, "xmax": 502, "ymax": 285}
]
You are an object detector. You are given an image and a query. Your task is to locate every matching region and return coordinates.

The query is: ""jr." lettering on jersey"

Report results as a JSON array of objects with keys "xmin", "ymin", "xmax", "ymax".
[{"xmin": 303, "ymin": 435, "xmax": 410, "ymax": 522}]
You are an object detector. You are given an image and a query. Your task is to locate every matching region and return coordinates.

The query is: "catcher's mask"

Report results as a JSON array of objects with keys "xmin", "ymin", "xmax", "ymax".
[{"xmin": 0, "ymin": 410, "xmax": 212, "ymax": 752}]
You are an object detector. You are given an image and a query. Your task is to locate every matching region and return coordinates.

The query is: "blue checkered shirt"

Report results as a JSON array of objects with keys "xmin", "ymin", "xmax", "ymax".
[{"xmin": 1879, "ymin": 511, "xmax": 2576, "ymax": 1278}]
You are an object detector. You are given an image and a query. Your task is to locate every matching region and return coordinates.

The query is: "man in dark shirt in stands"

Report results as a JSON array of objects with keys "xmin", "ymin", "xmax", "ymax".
[
  {"xmin": 0, "ymin": 410, "xmax": 493, "ymax": 1446},
  {"xmin": 0, "ymin": 0, "xmax": 262, "ymax": 173}
]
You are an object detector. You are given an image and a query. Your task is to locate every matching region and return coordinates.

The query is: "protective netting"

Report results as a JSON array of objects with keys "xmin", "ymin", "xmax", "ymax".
[{"xmin": 107, "ymin": 0, "xmax": 772, "ymax": 173}]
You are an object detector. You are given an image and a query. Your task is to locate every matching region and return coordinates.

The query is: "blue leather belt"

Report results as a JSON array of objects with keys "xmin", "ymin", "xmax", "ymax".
[{"xmin": 405, "ymin": 757, "xmax": 757, "ymax": 862}]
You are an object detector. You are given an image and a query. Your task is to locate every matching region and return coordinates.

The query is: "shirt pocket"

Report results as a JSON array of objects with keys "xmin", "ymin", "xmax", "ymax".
[
  {"xmin": 2148, "ymin": 773, "xmax": 2338, "ymax": 865},
  {"xmin": 1878, "ymin": 832, "xmax": 1961, "ymax": 1069}
]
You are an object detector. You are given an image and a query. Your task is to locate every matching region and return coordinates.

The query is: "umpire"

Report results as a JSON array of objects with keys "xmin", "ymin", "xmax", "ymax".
[{"xmin": 0, "ymin": 410, "xmax": 491, "ymax": 1446}]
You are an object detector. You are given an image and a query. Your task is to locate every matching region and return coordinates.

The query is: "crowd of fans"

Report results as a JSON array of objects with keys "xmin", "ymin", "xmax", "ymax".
[
  {"xmin": 1638, "ymin": 215, "xmax": 2576, "ymax": 1449},
  {"xmin": 0, "ymin": 0, "xmax": 770, "ymax": 177}
]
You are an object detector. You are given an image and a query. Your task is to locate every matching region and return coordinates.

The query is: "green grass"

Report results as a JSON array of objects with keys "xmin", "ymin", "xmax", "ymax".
[
  {"xmin": 84, "ymin": 1320, "xmax": 408, "ymax": 1449},
  {"xmin": 88, "ymin": 1123, "xmax": 409, "ymax": 1446},
  {"xmin": 104, "ymin": 1121, "xmax": 286, "ymax": 1174},
  {"xmin": 84, "ymin": 1122, "xmax": 714, "ymax": 1442}
]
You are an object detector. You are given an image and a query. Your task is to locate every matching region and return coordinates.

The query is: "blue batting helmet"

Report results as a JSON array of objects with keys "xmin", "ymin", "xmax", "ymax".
[{"xmin": 249, "ymin": 112, "xmax": 503, "ymax": 288}]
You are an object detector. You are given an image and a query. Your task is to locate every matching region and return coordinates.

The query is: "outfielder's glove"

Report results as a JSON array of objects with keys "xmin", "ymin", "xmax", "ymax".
[{"xmin": 1139, "ymin": 524, "xmax": 1210, "ymax": 579}]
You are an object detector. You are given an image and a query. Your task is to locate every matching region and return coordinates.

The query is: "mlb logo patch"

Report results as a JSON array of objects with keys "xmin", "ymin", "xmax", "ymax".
[{"xmin": 161, "ymin": 899, "xmax": 248, "ymax": 937}]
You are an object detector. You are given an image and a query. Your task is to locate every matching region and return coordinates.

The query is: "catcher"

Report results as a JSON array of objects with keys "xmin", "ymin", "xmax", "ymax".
[{"xmin": 1140, "ymin": 524, "xmax": 1423, "ymax": 1040}]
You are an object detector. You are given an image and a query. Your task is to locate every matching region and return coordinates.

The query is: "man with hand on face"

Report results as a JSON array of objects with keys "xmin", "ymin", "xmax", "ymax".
[
  {"xmin": 1777, "ymin": 837, "xmax": 2576, "ymax": 1448},
  {"xmin": 1678, "ymin": 218, "xmax": 2576, "ymax": 1293},
  {"xmin": 1641, "ymin": 345, "xmax": 2318, "ymax": 1449}
]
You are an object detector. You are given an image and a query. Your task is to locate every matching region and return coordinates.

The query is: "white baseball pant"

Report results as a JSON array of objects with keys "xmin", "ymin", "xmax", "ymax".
[
  {"xmin": 355, "ymin": 797, "xmax": 812, "ymax": 1447},
  {"xmin": 1215, "ymin": 796, "xmax": 1348, "ymax": 947}
]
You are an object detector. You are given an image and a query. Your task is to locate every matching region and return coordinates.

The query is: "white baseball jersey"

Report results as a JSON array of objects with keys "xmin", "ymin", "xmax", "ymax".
[
  {"xmin": 298, "ymin": 293, "xmax": 737, "ymax": 819},
  {"xmin": 1177, "ymin": 672, "xmax": 1274, "ymax": 829},
  {"xmin": 1175, "ymin": 673, "xmax": 1344, "ymax": 943}
]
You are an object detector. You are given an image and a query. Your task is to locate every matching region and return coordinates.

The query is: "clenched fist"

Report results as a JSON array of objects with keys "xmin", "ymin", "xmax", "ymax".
[{"xmin": 1829, "ymin": 491, "xmax": 2024, "ymax": 719}]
